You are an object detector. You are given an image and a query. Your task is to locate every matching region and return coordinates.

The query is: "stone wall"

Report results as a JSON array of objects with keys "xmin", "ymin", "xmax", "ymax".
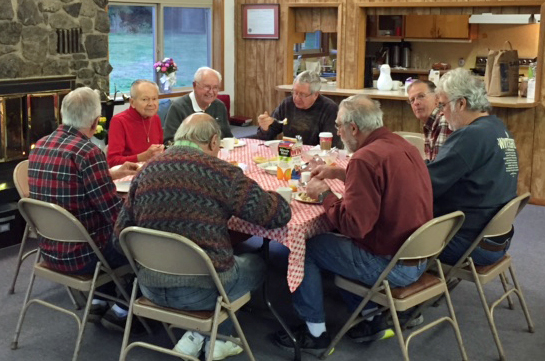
[{"xmin": 0, "ymin": 0, "xmax": 111, "ymax": 96}]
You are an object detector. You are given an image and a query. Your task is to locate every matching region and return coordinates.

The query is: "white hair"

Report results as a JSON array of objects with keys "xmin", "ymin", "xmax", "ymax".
[
  {"xmin": 194, "ymin": 67, "xmax": 222, "ymax": 83},
  {"xmin": 130, "ymin": 79, "xmax": 159, "ymax": 98},
  {"xmin": 437, "ymin": 68, "xmax": 491, "ymax": 112},
  {"xmin": 174, "ymin": 113, "xmax": 221, "ymax": 144},
  {"xmin": 294, "ymin": 70, "xmax": 321, "ymax": 94},
  {"xmin": 339, "ymin": 95, "xmax": 383, "ymax": 132},
  {"xmin": 61, "ymin": 87, "xmax": 101, "ymax": 130}
]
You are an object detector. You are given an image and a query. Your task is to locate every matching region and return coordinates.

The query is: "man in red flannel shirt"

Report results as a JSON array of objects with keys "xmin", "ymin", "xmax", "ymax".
[{"xmin": 28, "ymin": 87, "xmax": 139, "ymax": 331}]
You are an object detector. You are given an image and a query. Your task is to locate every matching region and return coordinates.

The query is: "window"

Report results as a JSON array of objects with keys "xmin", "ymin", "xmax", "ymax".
[
  {"xmin": 293, "ymin": 31, "xmax": 332, "ymax": 58},
  {"xmin": 108, "ymin": 1, "xmax": 213, "ymax": 94}
]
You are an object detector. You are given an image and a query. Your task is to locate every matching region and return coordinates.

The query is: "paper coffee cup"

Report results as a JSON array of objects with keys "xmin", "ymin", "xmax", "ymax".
[
  {"xmin": 301, "ymin": 171, "xmax": 311, "ymax": 183},
  {"xmin": 276, "ymin": 187, "xmax": 292, "ymax": 204},
  {"xmin": 222, "ymin": 137, "xmax": 235, "ymax": 150},
  {"xmin": 319, "ymin": 132, "xmax": 333, "ymax": 151}
]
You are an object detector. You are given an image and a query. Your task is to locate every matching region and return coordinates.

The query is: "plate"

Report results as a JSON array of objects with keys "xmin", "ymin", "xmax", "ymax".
[
  {"xmin": 294, "ymin": 191, "xmax": 342, "ymax": 204},
  {"xmin": 226, "ymin": 161, "xmax": 248, "ymax": 171},
  {"xmin": 252, "ymin": 156, "xmax": 278, "ymax": 164},
  {"xmin": 257, "ymin": 162, "xmax": 278, "ymax": 175},
  {"xmin": 221, "ymin": 139, "xmax": 246, "ymax": 148},
  {"xmin": 264, "ymin": 140, "xmax": 281, "ymax": 147},
  {"xmin": 115, "ymin": 181, "xmax": 131, "ymax": 193}
]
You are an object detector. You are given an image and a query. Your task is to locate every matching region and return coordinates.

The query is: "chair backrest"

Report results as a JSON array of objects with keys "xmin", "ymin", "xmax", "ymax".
[
  {"xmin": 451, "ymin": 192, "xmax": 530, "ymax": 270},
  {"xmin": 13, "ymin": 160, "xmax": 30, "ymax": 198},
  {"xmin": 394, "ymin": 131, "xmax": 426, "ymax": 159},
  {"xmin": 119, "ymin": 226, "xmax": 228, "ymax": 299},
  {"xmin": 374, "ymin": 211, "xmax": 465, "ymax": 284}
]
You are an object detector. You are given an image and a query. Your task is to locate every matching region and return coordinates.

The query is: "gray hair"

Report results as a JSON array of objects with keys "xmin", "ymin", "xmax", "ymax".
[
  {"xmin": 437, "ymin": 67, "xmax": 491, "ymax": 112},
  {"xmin": 194, "ymin": 67, "xmax": 222, "ymax": 84},
  {"xmin": 338, "ymin": 95, "xmax": 383, "ymax": 132},
  {"xmin": 130, "ymin": 79, "xmax": 159, "ymax": 98},
  {"xmin": 174, "ymin": 113, "xmax": 222, "ymax": 144},
  {"xmin": 407, "ymin": 79, "xmax": 436, "ymax": 93},
  {"xmin": 294, "ymin": 70, "xmax": 321, "ymax": 94},
  {"xmin": 61, "ymin": 87, "xmax": 101, "ymax": 130}
]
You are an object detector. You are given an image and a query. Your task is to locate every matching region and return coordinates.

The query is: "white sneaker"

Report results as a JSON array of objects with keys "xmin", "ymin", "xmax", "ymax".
[
  {"xmin": 173, "ymin": 331, "xmax": 204, "ymax": 358},
  {"xmin": 204, "ymin": 339, "xmax": 244, "ymax": 360}
]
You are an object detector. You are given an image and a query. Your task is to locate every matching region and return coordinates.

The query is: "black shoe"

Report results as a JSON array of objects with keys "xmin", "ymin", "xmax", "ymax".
[
  {"xmin": 347, "ymin": 314, "xmax": 395, "ymax": 343},
  {"xmin": 87, "ymin": 303, "xmax": 108, "ymax": 323},
  {"xmin": 100, "ymin": 309, "xmax": 146, "ymax": 336},
  {"xmin": 274, "ymin": 324, "xmax": 333, "ymax": 357},
  {"xmin": 391, "ymin": 310, "xmax": 424, "ymax": 329}
]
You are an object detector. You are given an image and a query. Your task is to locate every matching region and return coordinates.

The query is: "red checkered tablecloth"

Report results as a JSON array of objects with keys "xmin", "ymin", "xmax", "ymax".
[{"xmin": 115, "ymin": 138, "xmax": 348, "ymax": 292}]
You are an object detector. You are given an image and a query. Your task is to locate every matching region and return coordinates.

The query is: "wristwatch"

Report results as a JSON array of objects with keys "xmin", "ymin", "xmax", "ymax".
[{"xmin": 318, "ymin": 190, "xmax": 333, "ymax": 203}]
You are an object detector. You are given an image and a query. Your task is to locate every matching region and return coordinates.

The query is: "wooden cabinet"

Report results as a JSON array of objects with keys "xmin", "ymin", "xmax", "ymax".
[{"xmin": 405, "ymin": 15, "xmax": 470, "ymax": 39}]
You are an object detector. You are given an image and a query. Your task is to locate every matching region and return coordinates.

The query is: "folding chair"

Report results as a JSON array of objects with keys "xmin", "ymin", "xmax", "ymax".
[
  {"xmin": 321, "ymin": 211, "xmax": 467, "ymax": 361},
  {"xmin": 118, "ymin": 226, "xmax": 255, "ymax": 361},
  {"xmin": 441, "ymin": 193, "xmax": 535, "ymax": 361},
  {"xmin": 11, "ymin": 198, "xmax": 144, "ymax": 361},
  {"xmin": 394, "ymin": 131, "xmax": 426, "ymax": 159}
]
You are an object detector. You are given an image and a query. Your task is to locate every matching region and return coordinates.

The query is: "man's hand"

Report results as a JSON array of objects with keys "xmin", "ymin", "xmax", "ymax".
[
  {"xmin": 110, "ymin": 161, "xmax": 139, "ymax": 180},
  {"xmin": 258, "ymin": 111, "xmax": 274, "ymax": 131},
  {"xmin": 306, "ymin": 178, "xmax": 330, "ymax": 201},
  {"xmin": 137, "ymin": 144, "xmax": 164, "ymax": 162},
  {"xmin": 311, "ymin": 165, "xmax": 346, "ymax": 182}
]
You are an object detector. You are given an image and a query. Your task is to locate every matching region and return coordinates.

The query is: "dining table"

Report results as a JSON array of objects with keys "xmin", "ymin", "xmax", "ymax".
[{"xmin": 114, "ymin": 137, "xmax": 349, "ymax": 361}]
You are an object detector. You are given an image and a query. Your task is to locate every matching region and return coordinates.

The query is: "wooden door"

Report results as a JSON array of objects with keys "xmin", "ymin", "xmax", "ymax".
[
  {"xmin": 435, "ymin": 15, "xmax": 469, "ymax": 39},
  {"xmin": 404, "ymin": 15, "xmax": 435, "ymax": 38}
]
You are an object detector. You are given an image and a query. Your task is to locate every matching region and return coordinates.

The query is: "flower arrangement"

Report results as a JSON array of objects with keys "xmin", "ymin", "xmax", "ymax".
[
  {"xmin": 94, "ymin": 117, "xmax": 108, "ymax": 140},
  {"xmin": 154, "ymin": 57, "xmax": 178, "ymax": 92}
]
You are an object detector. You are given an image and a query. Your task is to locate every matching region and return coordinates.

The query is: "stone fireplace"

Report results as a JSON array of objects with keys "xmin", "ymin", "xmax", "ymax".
[{"xmin": 0, "ymin": 0, "xmax": 111, "ymax": 95}]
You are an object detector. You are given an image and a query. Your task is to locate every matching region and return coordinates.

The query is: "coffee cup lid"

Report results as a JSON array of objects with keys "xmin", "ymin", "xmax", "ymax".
[{"xmin": 319, "ymin": 132, "xmax": 333, "ymax": 137}]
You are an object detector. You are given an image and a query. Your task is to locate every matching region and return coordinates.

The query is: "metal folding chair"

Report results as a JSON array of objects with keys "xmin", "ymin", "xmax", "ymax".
[{"xmin": 394, "ymin": 131, "xmax": 426, "ymax": 159}]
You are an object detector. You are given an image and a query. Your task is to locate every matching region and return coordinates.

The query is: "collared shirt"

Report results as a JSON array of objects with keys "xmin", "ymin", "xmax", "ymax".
[
  {"xmin": 174, "ymin": 140, "xmax": 202, "ymax": 151},
  {"xmin": 423, "ymin": 108, "xmax": 452, "ymax": 162},
  {"xmin": 189, "ymin": 91, "xmax": 206, "ymax": 112},
  {"xmin": 28, "ymin": 124, "xmax": 122, "ymax": 273}
]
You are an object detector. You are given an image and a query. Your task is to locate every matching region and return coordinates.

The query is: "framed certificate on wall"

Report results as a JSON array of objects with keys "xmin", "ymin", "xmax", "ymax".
[{"xmin": 242, "ymin": 4, "xmax": 279, "ymax": 39}]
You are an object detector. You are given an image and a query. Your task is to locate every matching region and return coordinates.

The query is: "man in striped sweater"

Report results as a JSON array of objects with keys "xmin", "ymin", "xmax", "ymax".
[{"xmin": 114, "ymin": 113, "xmax": 291, "ymax": 360}]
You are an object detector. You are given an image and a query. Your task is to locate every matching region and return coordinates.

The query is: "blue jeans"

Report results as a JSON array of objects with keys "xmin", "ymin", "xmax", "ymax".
[
  {"xmin": 439, "ymin": 233, "xmax": 511, "ymax": 267},
  {"xmin": 140, "ymin": 253, "xmax": 266, "ymax": 335},
  {"xmin": 293, "ymin": 233, "xmax": 427, "ymax": 323}
]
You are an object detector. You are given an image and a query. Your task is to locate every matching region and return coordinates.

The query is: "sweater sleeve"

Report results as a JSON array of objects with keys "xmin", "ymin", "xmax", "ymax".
[
  {"xmin": 107, "ymin": 115, "xmax": 138, "ymax": 167},
  {"xmin": 256, "ymin": 104, "xmax": 284, "ymax": 140}
]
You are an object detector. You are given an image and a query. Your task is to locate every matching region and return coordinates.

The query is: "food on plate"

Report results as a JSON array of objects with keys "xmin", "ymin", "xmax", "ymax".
[
  {"xmin": 234, "ymin": 138, "xmax": 239, "ymax": 144},
  {"xmin": 298, "ymin": 192, "xmax": 318, "ymax": 203},
  {"xmin": 252, "ymin": 156, "xmax": 278, "ymax": 164},
  {"xmin": 228, "ymin": 160, "xmax": 239, "ymax": 166}
]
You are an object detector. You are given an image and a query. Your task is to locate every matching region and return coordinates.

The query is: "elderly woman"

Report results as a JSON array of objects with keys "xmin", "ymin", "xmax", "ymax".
[{"xmin": 428, "ymin": 68, "xmax": 519, "ymax": 266}]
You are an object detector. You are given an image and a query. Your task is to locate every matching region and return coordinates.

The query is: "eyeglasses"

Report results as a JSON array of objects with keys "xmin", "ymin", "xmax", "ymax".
[
  {"xmin": 291, "ymin": 90, "xmax": 313, "ymax": 99},
  {"xmin": 197, "ymin": 82, "xmax": 220, "ymax": 92},
  {"xmin": 437, "ymin": 99, "xmax": 458, "ymax": 111},
  {"xmin": 407, "ymin": 92, "xmax": 432, "ymax": 105},
  {"xmin": 334, "ymin": 122, "xmax": 348, "ymax": 130}
]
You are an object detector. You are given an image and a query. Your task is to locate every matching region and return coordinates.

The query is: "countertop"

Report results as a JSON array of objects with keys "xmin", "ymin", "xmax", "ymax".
[{"xmin": 275, "ymin": 84, "xmax": 538, "ymax": 109}]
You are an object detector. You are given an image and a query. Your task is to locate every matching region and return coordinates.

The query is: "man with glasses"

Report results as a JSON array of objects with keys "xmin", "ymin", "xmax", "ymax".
[
  {"xmin": 256, "ymin": 70, "xmax": 340, "ymax": 147},
  {"xmin": 163, "ymin": 67, "xmax": 233, "ymax": 144},
  {"xmin": 406, "ymin": 80, "xmax": 452, "ymax": 162},
  {"xmin": 428, "ymin": 68, "xmax": 518, "ymax": 267},
  {"xmin": 107, "ymin": 79, "xmax": 164, "ymax": 167}
]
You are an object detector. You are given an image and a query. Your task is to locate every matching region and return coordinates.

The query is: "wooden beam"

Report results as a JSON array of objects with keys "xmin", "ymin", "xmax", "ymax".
[{"xmin": 357, "ymin": 1, "xmax": 545, "ymax": 8}]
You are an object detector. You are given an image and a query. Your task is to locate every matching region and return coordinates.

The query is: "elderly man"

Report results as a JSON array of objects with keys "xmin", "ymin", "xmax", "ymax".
[
  {"xmin": 257, "ymin": 70, "xmax": 340, "ymax": 147},
  {"xmin": 114, "ymin": 113, "xmax": 291, "ymax": 360},
  {"xmin": 28, "ymin": 87, "xmax": 140, "ymax": 330},
  {"xmin": 107, "ymin": 80, "xmax": 164, "ymax": 167},
  {"xmin": 407, "ymin": 80, "xmax": 452, "ymax": 162},
  {"xmin": 274, "ymin": 95, "xmax": 433, "ymax": 355},
  {"xmin": 428, "ymin": 68, "xmax": 518, "ymax": 266},
  {"xmin": 163, "ymin": 67, "xmax": 233, "ymax": 144}
]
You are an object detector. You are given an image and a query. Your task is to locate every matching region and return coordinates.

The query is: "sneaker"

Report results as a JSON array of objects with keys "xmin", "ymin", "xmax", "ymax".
[
  {"xmin": 391, "ymin": 311, "xmax": 424, "ymax": 329},
  {"xmin": 173, "ymin": 331, "xmax": 204, "ymax": 358},
  {"xmin": 204, "ymin": 339, "xmax": 243, "ymax": 360},
  {"xmin": 100, "ymin": 308, "xmax": 146, "ymax": 336},
  {"xmin": 347, "ymin": 314, "xmax": 395, "ymax": 343},
  {"xmin": 274, "ymin": 324, "xmax": 333, "ymax": 357},
  {"xmin": 87, "ymin": 303, "xmax": 108, "ymax": 324}
]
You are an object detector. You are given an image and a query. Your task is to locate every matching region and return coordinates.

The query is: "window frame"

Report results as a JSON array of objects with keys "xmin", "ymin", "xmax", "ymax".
[
  {"xmin": 293, "ymin": 32, "xmax": 331, "ymax": 59},
  {"xmin": 108, "ymin": 0, "xmax": 223, "ymax": 98}
]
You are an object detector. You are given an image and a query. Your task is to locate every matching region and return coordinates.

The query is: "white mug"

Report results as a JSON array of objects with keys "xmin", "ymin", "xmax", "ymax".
[
  {"xmin": 301, "ymin": 171, "xmax": 311, "ymax": 183},
  {"xmin": 276, "ymin": 187, "xmax": 292, "ymax": 204},
  {"xmin": 392, "ymin": 80, "xmax": 403, "ymax": 91},
  {"xmin": 222, "ymin": 137, "xmax": 235, "ymax": 150}
]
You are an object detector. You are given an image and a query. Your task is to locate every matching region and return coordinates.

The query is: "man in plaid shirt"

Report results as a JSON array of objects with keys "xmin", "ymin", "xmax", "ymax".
[
  {"xmin": 407, "ymin": 80, "xmax": 452, "ymax": 162},
  {"xmin": 28, "ymin": 87, "xmax": 139, "ymax": 330}
]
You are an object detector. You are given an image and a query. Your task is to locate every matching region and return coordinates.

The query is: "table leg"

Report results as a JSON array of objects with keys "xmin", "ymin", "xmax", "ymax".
[{"xmin": 261, "ymin": 238, "xmax": 301, "ymax": 361}]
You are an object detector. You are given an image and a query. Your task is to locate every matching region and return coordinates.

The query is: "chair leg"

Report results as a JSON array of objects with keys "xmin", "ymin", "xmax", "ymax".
[
  {"xmin": 65, "ymin": 286, "xmax": 81, "ymax": 310},
  {"xmin": 228, "ymin": 308, "xmax": 255, "ymax": 361},
  {"xmin": 499, "ymin": 272, "xmax": 514, "ymax": 310},
  {"xmin": 11, "ymin": 251, "xmax": 40, "ymax": 350},
  {"xmin": 206, "ymin": 297, "xmax": 223, "ymax": 361},
  {"xmin": 383, "ymin": 281, "xmax": 410, "ymax": 361},
  {"xmin": 7, "ymin": 226, "xmax": 33, "ymax": 295},
  {"xmin": 119, "ymin": 279, "xmax": 138, "ymax": 361},
  {"xmin": 469, "ymin": 259, "xmax": 506, "ymax": 361},
  {"xmin": 508, "ymin": 265, "xmax": 535, "ymax": 333}
]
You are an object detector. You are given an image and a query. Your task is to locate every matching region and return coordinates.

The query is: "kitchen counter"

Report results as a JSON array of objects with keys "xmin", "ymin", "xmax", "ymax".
[{"xmin": 275, "ymin": 84, "xmax": 537, "ymax": 109}]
